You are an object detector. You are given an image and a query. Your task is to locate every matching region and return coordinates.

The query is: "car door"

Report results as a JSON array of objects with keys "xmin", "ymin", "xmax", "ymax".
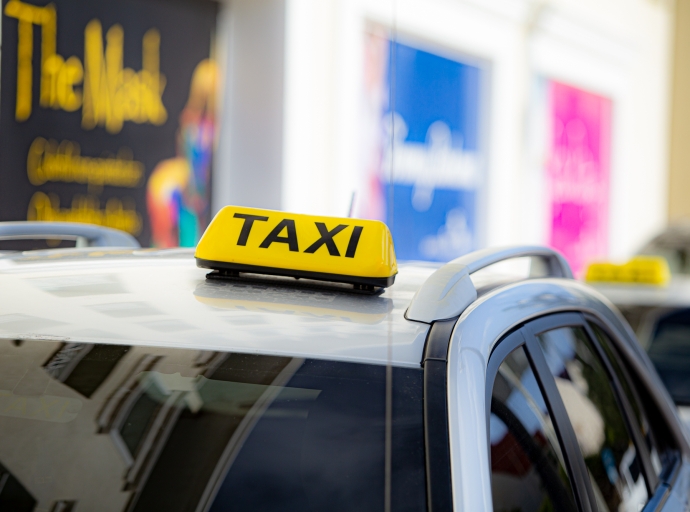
[
  {"xmin": 486, "ymin": 312, "xmax": 685, "ymax": 511},
  {"xmin": 486, "ymin": 328, "xmax": 589, "ymax": 512}
]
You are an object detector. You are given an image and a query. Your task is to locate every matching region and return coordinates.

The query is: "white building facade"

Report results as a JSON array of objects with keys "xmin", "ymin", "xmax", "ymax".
[{"xmin": 213, "ymin": 0, "xmax": 673, "ymax": 272}]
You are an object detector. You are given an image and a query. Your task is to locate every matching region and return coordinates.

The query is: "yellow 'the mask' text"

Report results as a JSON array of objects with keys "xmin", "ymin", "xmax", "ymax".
[{"xmin": 4, "ymin": 0, "xmax": 167, "ymax": 133}]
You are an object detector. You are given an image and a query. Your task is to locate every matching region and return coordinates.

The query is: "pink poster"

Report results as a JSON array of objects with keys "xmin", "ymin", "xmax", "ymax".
[{"xmin": 547, "ymin": 81, "xmax": 611, "ymax": 276}]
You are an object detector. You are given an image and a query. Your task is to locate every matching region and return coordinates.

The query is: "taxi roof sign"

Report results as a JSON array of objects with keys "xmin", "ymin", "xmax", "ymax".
[
  {"xmin": 584, "ymin": 256, "xmax": 670, "ymax": 286},
  {"xmin": 195, "ymin": 206, "xmax": 398, "ymax": 288}
]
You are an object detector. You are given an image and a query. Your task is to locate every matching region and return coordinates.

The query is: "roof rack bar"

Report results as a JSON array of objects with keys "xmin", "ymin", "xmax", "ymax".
[
  {"xmin": 406, "ymin": 246, "xmax": 572, "ymax": 324},
  {"xmin": 0, "ymin": 221, "xmax": 140, "ymax": 248},
  {"xmin": 459, "ymin": 246, "xmax": 572, "ymax": 279}
]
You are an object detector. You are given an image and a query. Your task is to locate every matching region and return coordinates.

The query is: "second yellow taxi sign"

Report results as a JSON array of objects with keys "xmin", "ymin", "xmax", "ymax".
[
  {"xmin": 195, "ymin": 206, "xmax": 398, "ymax": 287},
  {"xmin": 584, "ymin": 255, "xmax": 670, "ymax": 286}
]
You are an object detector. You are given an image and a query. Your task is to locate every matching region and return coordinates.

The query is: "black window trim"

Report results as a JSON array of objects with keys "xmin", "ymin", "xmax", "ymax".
[
  {"xmin": 581, "ymin": 311, "xmax": 690, "ymax": 460},
  {"xmin": 584, "ymin": 312, "xmax": 684, "ymax": 510},
  {"xmin": 486, "ymin": 310, "xmax": 680, "ymax": 512},
  {"xmin": 486, "ymin": 321, "xmax": 595, "ymax": 512},
  {"xmin": 421, "ymin": 318, "xmax": 457, "ymax": 512},
  {"xmin": 525, "ymin": 312, "xmax": 659, "ymax": 495},
  {"xmin": 579, "ymin": 318, "xmax": 659, "ymax": 492},
  {"xmin": 485, "ymin": 328, "xmax": 523, "ymax": 427},
  {"xmin": 525, "ymin": 312, "xmax": 675, "ymax": 512}
]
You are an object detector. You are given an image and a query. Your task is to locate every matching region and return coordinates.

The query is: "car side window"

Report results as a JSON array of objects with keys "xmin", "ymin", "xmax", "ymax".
[
  {"xmin": 490, "ymin": 345, "xmax": 577, "ymax": 512},
  {"xmin": 646, "ymin": 308, "xmax": 690, "ymax": 404},
  {"xmin": 589, "ymin": 322, "xmax": 663, "ymax": 476},
  {"xmin": 536, "ymin": 326, "xmax": 648, "ymax": 512}
]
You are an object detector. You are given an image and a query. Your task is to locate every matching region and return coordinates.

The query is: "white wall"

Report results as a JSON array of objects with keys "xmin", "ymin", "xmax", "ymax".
[
  {"xmin": 213, "ymin": 0, "xmax": 287, "ymax": 213},
  {"xmin": 525, "ymin": 0, "xmax": 673, "ymax": 259},
  {"xmin": 214, "ymin": 0, "xmax": 673, "ymax": 259}
]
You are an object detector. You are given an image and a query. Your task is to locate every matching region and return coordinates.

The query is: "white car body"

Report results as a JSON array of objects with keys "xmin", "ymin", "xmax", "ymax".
[{"xmin": 0, "ymin": 245, "xmax": 687, "ymax": 512}]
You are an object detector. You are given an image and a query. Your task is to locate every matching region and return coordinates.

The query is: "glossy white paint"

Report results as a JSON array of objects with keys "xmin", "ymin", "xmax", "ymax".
[
  {"xmin": 406, "ymin": 246, "xmax": 572, "ymax": 323},
  {"xmin": 0, "ymin": 249, "xmax": 434, "ymax": 368}
]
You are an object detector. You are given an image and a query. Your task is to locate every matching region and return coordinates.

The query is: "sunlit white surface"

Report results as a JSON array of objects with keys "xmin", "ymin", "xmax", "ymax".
[{"xmin": 0, "ymin": 249, "xmax": 435, "ymax": 368}]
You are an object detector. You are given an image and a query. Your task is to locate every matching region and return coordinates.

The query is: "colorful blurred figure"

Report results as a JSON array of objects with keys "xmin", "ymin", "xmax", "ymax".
[{"xmin": 147, "ymin": 59, "xmax": 218, "ymax": 247}]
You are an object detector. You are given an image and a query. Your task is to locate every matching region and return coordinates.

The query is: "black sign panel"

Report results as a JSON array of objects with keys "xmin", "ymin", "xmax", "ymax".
[{"xmin": 0, "ymin": 0, "xmax": 218, "ymax": 246}]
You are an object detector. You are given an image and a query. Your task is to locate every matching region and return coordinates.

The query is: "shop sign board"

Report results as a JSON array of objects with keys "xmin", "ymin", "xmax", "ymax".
[
  {"xmin": 546, "ymin": 81, "xmax": 611, "ymax": 275},
  {"xmin": 0, "ymin": 0, "xmax": 218, "ymax": 247},
  {"xmin": 362, "ymin": 35, "xmax": 484, "ymax": 262}
]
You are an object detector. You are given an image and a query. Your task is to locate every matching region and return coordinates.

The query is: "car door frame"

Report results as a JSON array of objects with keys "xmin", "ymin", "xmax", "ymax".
[
  {"xmin": 486, "ymin": 320, "xmax": 595, "ymax": 512},
  {"xmin": 583, "ymin": 312, "xmax": 684, "ymax": 511},
  {"xmin": 445, "ymin": 277, "xmax": 690, "ymax": 511},
  {"xmin": 528, "ymin": 312, "xmax": 661, "ymax": 489},
  {"xmin": 486, "ymin": 310, "xmax": 678, "ymax": 512}
]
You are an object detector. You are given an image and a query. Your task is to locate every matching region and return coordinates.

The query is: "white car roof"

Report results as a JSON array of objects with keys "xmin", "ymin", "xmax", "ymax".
[{"xmin": 0, "ymin": 248, "xmax": 436, "ymax": 368}]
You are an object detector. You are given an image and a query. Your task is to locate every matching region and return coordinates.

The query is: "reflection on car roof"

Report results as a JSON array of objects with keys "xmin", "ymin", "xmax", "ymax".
[{"xmin": 0, "ymin": 249, "xmax": 436, "ymax": 368}]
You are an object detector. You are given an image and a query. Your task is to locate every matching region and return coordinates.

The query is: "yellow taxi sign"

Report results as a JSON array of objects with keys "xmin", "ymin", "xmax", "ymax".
[
  {"xmin": 584, "ymin": 256, "xmax": 670, "ymax": 286},
  {"xmin": 195, "ymin": 206, "xmax": 397, "ymax": 288}
]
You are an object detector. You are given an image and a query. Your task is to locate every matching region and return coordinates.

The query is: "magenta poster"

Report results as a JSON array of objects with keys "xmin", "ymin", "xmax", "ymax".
[{"xmin": 547, "ymin": 81, "xmax": 611, "ymax": 275}]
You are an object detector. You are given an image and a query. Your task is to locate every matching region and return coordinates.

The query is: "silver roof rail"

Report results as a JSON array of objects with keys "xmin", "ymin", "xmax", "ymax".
[
  {"xmin": 0, "ymin": 221, "xmax": 140, "ymax": 248},
  {"xmin": 406, "ymin": 246, "xmax": 573, "ymax": 324}
]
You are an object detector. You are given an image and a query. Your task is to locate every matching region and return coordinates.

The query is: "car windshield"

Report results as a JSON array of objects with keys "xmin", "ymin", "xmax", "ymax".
[{"xmin": 0, "ymin": 339, "xmax": 425, "ymax": 511}]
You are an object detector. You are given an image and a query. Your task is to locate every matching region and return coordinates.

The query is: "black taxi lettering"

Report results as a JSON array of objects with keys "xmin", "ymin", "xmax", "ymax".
[
  {"xmin": 233, "ymin": 213, "xmax": 268, "ymax": 246},
  {"xmin": 345, "ymin": 226, "xmax": 363, "ymax": 258},
  {"xmin": 259, "ymin": 219, "xmax": 299, "ymax": 252},
  {"xmin": 304, "ymin": 223, "xmax": 347, "ymax": 256},
  {"xmin": 233, "ymin": 213, "xmax": 364, "ymax": 257}
]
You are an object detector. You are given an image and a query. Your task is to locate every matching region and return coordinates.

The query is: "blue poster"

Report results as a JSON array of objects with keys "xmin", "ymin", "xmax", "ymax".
[{"xmin": 381, "ymin": 42, "xmax": 482, "ymax": 262}]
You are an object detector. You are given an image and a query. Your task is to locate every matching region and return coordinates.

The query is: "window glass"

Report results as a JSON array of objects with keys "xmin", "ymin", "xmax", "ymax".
[
  {"xmin": 0, "ymin": 340, "xmax": 426, "ymax": 512},
  {"xmin": 43, "ymin": 343, "xmax": 130, "ymax": 398},
  {"xmin": 203, "ymin": 357, "xmax": 425, "ymax": 512},
  {"xmin": 537, "ymin": 326, "xmax": 648, "ymax": 512},
  {"xmin": 117, "ymin": 379, "xmax": 167, "ymax": 458},
  {"xmin": 490, "ymin": 345, "xmax": 576, "ymax": 512},
  {"xmin": 589, "ymin": 322, "xmax": 663, "ymax": 475},
  {"xmin": 646, "ymin": 307, "xmax": 690, "ymax": 405},
  {"xmin": 0, "ymin": 461, "xmax": 35, "ymax": 511}
]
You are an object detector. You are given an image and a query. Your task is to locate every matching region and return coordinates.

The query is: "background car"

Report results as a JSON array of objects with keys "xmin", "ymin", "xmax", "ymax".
[
  {"xmin": 585, "ymin": 255, "xmax": 690, "ymax": 433},
  {"xmin": 639, "ymin": 222, "xmax": 690, "ymax": 276}
]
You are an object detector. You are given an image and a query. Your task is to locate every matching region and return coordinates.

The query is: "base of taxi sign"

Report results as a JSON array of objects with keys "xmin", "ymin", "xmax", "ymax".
[
  {"xmin": 203, "ymin": 270, "xmax": 384, "ymax": 296},
  {"xmin": 197, "ymin": 259, "xmax": 396, "ymax": 290}
]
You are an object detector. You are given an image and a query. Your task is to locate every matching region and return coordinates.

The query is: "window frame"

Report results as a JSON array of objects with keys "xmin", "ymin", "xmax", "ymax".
[
  {"xmin": 487, "ymin": 311, "xmax": 674, "ymax": 512},
  {"xmin": 486, "ymin": 325, "xmax": 594, "ymax": 512},
  {"xmin": 525, "ymin": 313, "xmax": 659, "ymax": 494},
  {"xmin": 584, "ymin": 312, "xmax": 683, "ymax": 510},
  {"xmin": 422, "ymin": 318, "xmax": 456, "ymax": 512},
  {"xmin": 580, "ymin": 310, "xmax": 689, "ymax": 460}
]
